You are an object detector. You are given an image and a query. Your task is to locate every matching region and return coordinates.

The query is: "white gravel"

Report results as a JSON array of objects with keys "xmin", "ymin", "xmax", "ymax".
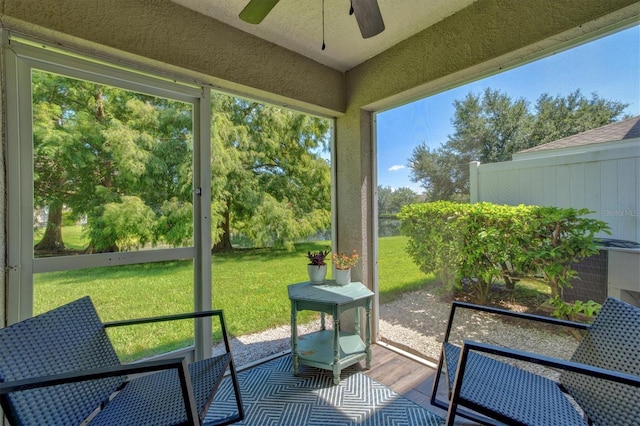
[
  {"xmin": 216, "ymin": 288, "xmax": 580, "ymax": 379},
  {"xmin": 378, "ymin": 288, "xmax": 579, "ymax": 379},
  {"xmin": 213, "ymin": 319, "xmax": 323, "ymax": 367}
]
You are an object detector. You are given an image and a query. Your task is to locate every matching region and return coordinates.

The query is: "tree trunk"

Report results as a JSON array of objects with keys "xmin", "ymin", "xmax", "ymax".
[
  {"xmin": 550, "ymin": 281, "xmax": 561, "ymax": 299},
  {"xmin": 503, "ymin": 276, "xmax": 515, "ymax": 290},
  {"xmin": 83, "ymin": 88, "xmax": 117, "ymax": 255},
  {"xmin": 500, "ymin": 262, "xmax": 516, "ymax": 290},
  {"xmin": 212, "ymin": 208, "xmax": 233, "ymax": 252},
  {"xmin": 34, "ymin": 204, "xmax": 65, "ymax": 252}
]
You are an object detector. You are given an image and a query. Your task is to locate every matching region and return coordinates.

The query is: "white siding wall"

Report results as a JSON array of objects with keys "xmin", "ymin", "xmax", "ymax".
[{"xmin": 470, "ymin": 140, "xmax": 640, "ymax": 242}]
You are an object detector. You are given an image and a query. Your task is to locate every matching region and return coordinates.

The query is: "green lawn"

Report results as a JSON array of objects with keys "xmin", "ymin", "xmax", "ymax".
[
  {"xmin": 377, "ymin": 236, "xmax": 437, "ymax": 303},
  {"xmin": 34, "ymin": 234, "xmax": 432, "ymax": 361},
  {"xmin": 61, "ymin": 224, "xmax": 87, "ymax": 250},
  {"xmin": 34, "ymin": 224, "xmax": 87, "ymax": 251}
]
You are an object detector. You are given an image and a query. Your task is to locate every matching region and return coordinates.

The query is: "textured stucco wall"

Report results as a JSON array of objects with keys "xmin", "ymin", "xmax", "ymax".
[
  {"xmin": 346, "ymin": 0, "xmax": 639, "ymax": 109},
  {"xmin": 0, "ymin": 0, "xmax": 345, "ymax": 115}
]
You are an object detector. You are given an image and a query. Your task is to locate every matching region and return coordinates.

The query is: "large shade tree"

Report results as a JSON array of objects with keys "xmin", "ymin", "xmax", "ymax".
[
  {"xmin": 33, "ymin": 73, "xmax": 331, "ymax": 254},
  {"xmin": 33, "ymin": 71, "xmax": 194, "ymax": 253},
  {"xmin": 32, "ymin": 72, "xmax": 81, "ymax": 252},
  {"xmin": 210, "ymin": 94, "xmax": 331, "ymax": 251},
  {"xmin": 409, "ymin": 88, "xmax": 628, "ymax": 201}
]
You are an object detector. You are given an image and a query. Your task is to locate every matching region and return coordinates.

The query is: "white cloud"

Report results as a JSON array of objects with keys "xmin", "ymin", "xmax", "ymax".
[{"xmin": 388, "ymin": 164, "xmax": 405, "ymax": 172}]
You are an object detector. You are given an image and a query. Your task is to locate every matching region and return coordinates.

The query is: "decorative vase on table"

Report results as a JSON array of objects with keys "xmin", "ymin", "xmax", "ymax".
[
  {"xmin": 334, "ymin": 268, "xmax": 351, "ymax": 286},
  {"xmin": 306, "ymin": 250, "xmax": 330, "ymax": 284},
  {"xmin": 308, "ymin": 264, "xmax": 328, "ymax": 284},
  {"xmin": 331, "ymin": 250, "xmax": 359, "ymax": 286}
]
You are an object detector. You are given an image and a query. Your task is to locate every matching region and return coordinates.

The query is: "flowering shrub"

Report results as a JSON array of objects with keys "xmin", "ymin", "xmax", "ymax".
[{"xmin": 332, "ymin": 250, "xmax": 359, "ymax": 270}]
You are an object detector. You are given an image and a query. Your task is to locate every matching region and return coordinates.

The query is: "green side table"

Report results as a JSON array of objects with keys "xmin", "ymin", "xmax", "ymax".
[{"xmin": 288, "ymin": 280, "xmax": 373, "ymax": 385}]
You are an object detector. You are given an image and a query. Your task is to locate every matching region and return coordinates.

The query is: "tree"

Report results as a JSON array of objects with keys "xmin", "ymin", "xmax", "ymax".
[
  {"xmin": 529, "ymin": 90, "xmax": 628, "ymax": 148},
  {"xmin": 32, "ymin": 72, "xmax": 106, "ymax": 252},
  {"xmin": 447, "ymin": 89, "xmax": 533, "ymax": 164},
  {"xmin": 32, "ymin": 71, "xmax": 194, "ymax": 253},
  {"xmin": 210, "ymin": 94, "xmax": 332, "ymax": 251},
  {"xmin": 377, "ymin": 186, "xmax": 420, "ymax": 214},
  {"xmin": 81, "ymin": 93, "xmax": 194, "ymax": 253},
  {"xmin": 377, "ymin": 186, "xmax": 394, "ymax": 215},
  {"xmin": 33, "ymin": 73, "xmax": 332, "ymax": 254},
  {"xmin": 409, "ymin": 88, "xmax": 628, "ymax": 201},
  {"xmin": 408, "ymin": 145, "xmax": 470, "ymax": 202}
]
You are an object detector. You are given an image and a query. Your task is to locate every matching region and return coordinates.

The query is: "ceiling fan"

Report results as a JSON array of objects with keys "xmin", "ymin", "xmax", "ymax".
[{"xmin": 239, "ymin": 0, "xmax": 385, "ymax": 39}]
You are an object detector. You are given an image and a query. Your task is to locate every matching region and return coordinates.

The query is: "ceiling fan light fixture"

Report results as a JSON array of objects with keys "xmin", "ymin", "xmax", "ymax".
[
  {"xmin": 239, "ymin": 0, "xmax": 385, "ymax": 41},
  {"xmin": 239, "ymin": 0, "xmax": 280, "ymax": 24},
  {"xmin": 351, "ymin": 0, "xmax": 385, "ymax": 38}
]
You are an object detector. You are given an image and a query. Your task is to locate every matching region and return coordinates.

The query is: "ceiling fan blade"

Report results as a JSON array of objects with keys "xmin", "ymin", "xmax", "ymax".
[
  {"xmin": 239, "ymin": 0, "xmax": 280, "ymax": 24},
  {"xmin": 351, "ymin": 0, "xmax": 385, "ymax": 38}
]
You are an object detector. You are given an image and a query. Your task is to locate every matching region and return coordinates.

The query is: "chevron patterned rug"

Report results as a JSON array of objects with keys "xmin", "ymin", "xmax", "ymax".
[{"xmin": 205, "ymin": 355, "xmax": 444, "ymax": 425}]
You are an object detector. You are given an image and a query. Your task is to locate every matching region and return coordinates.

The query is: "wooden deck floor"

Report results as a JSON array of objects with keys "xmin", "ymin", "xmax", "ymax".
[
  {"xmin": 358, "ymin": 344, "xmax": 446, "ymax": 415},
  {"xmin": 357, "ymin": 343, "xmax": 479, "ymax": 424}
]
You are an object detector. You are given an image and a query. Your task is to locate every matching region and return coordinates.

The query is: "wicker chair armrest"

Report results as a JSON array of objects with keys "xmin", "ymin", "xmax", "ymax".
[
  {"xmin": 104, "ymin": 309, "xmax": 234, "ymax": 354},
  {"xmin": 443, "ymin": 301, "xmax": 589, "ymax": 342},
  {"xmin": 460, "ymin": 340, "xmax": 640, "ymax": 387},
  {"xmin": 103, "ymin": 309, "xmax": 225, "ymax": 328},
  {"xmin": 0, "ymin": 357, "xmax": 191, "ymax": 394}
]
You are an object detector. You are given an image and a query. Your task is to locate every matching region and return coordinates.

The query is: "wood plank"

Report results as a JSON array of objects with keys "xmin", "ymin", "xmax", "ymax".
[
  {"xmin": 358, "ymin": 344, "xmax": 479, "ymax": 424},
  {"xmin": 356, "ymin": 345, "xmax": 438, "ymax": 410}
]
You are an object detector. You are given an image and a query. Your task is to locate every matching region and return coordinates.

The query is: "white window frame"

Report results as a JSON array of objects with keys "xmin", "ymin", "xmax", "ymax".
[{"xmin": 5, "ymin": 35, "xmax": 213, "ymax": 359}]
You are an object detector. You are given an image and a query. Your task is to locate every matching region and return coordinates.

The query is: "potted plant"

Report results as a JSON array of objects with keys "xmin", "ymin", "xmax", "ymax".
[
  {"xmin": 331, "ymin": 250, "xmax": 359, "ymax": 286},
  {"xmin": 307, "ymin": 250, "xmax": 330, "ymax": 284}
]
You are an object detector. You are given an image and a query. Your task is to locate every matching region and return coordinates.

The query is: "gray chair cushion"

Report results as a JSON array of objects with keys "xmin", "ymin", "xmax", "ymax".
[
  {"xmin": 91, "ymin": 354, "xmax": 230, "ymax": 426},
  {"xmin": 561, "ymin": 297, "xmax": 640, "ymax": 426},
  {"xmin": 444, "ymin": 342, "xmax": 587, "ymax": 426},
  {"xmin": 0, "ymin": 297, "xmax": 123, "ymax": 425}
]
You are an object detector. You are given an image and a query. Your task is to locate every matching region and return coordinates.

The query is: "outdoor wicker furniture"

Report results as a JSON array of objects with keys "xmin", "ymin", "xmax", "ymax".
[
  {"xmin": 431, "ymin": 297, "xmax": 640, "ymax": 426},
  {"xmin": 0, "ymin": 296, "xmax": 244, "ymax": 426}
]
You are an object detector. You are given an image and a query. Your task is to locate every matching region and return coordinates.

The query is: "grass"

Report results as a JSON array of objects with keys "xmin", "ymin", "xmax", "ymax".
[
  {"xmin": 34, "ymin": 224, "xmax": 87, "ymax": 251},
  {"xmin": 35, "ymin": 261, "xmax": 198, "ymax": 361},
  {"xmin": 34, "ymin": 231, "xmax": 543, "ymax": 361},
  {"xmin": 377, "ymin": 236, "xmax": 437, "ymax": 303},
  {"xmin": 61, "ymin": 225, "xmax": 87, "ymax": 250},
  {"xmin": 34, "ymin": 234, "xmax": 432, "ymax": 361},
  {"xmin": 35, "ymin": 242, "xmax": 328, "ymax": 361}
]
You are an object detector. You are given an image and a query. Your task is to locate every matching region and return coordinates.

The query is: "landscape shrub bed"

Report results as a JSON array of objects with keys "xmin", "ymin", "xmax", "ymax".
[{"xmin": 399, "ymin": 201, "xmax": 609, "ymax": 303}]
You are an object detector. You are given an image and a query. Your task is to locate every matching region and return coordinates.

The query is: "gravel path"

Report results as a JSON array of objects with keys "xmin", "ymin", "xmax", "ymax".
[
  {"xmin": 378, "ymin": 288, "xmax": 578, "ymax": 379},
  {"xmin": 213, "ymin": 319, "xmax": 323, "ymax": 367},
  {"xmin": 216, "ymin": 288, "xmax": 579, "ymax": 376}
]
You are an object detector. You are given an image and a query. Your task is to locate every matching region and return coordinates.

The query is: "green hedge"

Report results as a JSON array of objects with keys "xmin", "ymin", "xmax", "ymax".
[{"xmin": 398, "ymin": 201, "xmax": 609, "ymax": 303}]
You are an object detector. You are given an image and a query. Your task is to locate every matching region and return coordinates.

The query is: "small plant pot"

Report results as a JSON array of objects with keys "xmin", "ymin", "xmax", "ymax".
[
  {"xmin": 308, "ymin": 264, "xmax": 327, "ymax": 284},
  {"xmin": 334, "ymin": 268, "xmax": 351, "ymax": 286}
]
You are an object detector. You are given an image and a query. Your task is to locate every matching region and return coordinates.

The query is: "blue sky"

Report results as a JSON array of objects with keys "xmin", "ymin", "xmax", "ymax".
[{"xmin": 376, "ymin": 25, "xmax": 640, "ymax": 193}]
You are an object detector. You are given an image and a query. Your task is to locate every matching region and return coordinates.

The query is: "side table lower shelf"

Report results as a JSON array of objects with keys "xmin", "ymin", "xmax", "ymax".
[{"xmin": 294, "ymin": 330, "xmax": 367, "ymax": 384}]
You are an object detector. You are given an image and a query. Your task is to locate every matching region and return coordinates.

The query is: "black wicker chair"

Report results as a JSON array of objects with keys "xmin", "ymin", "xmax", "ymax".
[
  {"xmin": 0, "ymin": 296, "xmax": 244, "ymax": 426},
  {"xmin": 431, "ymin": 297, "xmax": 640, "ymax": 426}
]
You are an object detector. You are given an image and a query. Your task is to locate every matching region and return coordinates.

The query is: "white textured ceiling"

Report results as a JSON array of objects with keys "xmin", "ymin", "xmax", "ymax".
[{"xmin": 170, "ymin": 0, "xmax": 476, "ymax": 72}]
